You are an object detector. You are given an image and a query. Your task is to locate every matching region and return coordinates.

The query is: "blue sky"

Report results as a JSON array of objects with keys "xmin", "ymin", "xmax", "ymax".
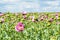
[{"xmin": 0, "ymin": 0, "xmax": 60, "ymax": 12}]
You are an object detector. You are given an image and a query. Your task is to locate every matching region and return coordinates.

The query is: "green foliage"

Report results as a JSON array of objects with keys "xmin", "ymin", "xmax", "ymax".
[{"xmin": 0, "ymin": 12, "xmax": 60, "ymax": 40}]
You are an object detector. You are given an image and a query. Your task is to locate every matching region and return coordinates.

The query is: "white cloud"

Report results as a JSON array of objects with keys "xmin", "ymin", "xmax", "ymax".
[
  {"xmin": 0, "ymin": 0, "xmax": 40, "ymax": 12},
  {"xmin": 2, "ymin": 1, "xmax": 40, "ymax": 12},
  {"xmin": 0, "ymin": 0, "xmax": 19, "ymax": 4},
  {"xmin": 18, "ymin": 2, "xmax": 40, "ymax": 9},
  {"xmin": 54, "ymin": 7, "xmax": 60, "ymax": 10},
  {"xmin": 41, "ymin": 6, "xmax": 60, "ymax": 12},
  {"xmin": 17, "ymin": 2, "xmax": 40, "ymax": 12},
  {"xmin": 41, "ymin": 1, "xmax": 60, "ymax": 11},
  {"xmin": 42, "ymin": 7, "xmax": 52, "ymax": 11},
  {"xmin": 1, "ymin": 0, "xmax": 60, "ymax": 12},
  {"xmin": 44, "ymin": 1, "xmax": 60, "ymax": 6},
  {"xmin": 2, "ymin": 5, "xmax": 16, "ymax": 12}
]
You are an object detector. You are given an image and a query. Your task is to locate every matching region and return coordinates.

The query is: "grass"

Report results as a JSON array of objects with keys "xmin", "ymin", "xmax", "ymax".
[{"xmin": 0, "ymin": 12, "xmax": 60, "ymax": 40}]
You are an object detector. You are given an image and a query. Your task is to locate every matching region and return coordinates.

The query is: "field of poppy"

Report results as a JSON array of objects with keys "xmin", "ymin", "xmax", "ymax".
[{"xmin": 0, "ymin": 12, "xmax": 60, "ymax": 40}]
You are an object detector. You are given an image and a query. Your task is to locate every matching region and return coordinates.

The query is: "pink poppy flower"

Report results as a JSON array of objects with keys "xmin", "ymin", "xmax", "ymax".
[
  {"xmin": 15, "ymin": 22, "xmax": 24, "ymax": 32},
  {"xmin": 40, "ymin": 17, "xmax": 44, "ymax": 21},
  {"xmin": 55, "ymin": 13, "xmax": 58, "ymax": 19},
  {"xmin": 0, "ymin": 18, "xmax": 4, "ymax": 23},
  {"xmin": 49, "ymin": 18, "xmax": 54, "ymax": 22},
  {"xmin": 56, "ymin": 16, "xmax": 58, "ymax": 19},
  {"xmin": 39, "ymin": 15, "xmax": 44, "ymax": 21},
  {"xmin": 23, "ymin": 15, "xmax": 27, "ymax": 19},
  {"xmin": 44, "ymin": 15, "xmax": 48, "ymax": 19},
  {"xmin": 22, "ymin": 11, "xmax": 27, "ymax": 15}
]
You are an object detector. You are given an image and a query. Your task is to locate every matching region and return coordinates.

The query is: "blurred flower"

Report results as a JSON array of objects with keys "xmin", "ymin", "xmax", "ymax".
[
  {"xmin": 23, "ymin": 15, "xmax": 27, "ymax": 19},
  {"xmin": 55, "ymin": 13, "xmax": 58, "ymax": 19},
  {"xmin": 29, "ymin": 16, "xmax": 34, "ymax": 21},
  {"xmin": 0, "ymin": 18, "xmax": 4, "ymax": 23},
  {"xmin": 0, "ymin": 12, "xmax": 4, "ymax": 16},
  {"xmin": 22, "ymin": 11, "xmax": 27, "ymax": 19},
  {"xmin": 40, "ymin": 16, "xmax": 44, "ymax": 21},
  {"xmin": 15, "ymin": 13, "xmax": 18, "ymax": 16},
  {"xmin": 49, "ymin": 18, "xmax": 54, "ymax": 22},
  {"xmin": 38, "ymin": 15, "xmax": 45, "ymax": 21},
  {"xmin": 32, "ymin": 19, "xmax": 35, "ymax": 22},
  {"xmin": 15, "ymin": 22, "xmax": 24, "ymax": 32},
  {"xmin": 22, "ymin": 11, "xmax": 27, "ymax": 15},
  {"xmin": 44, "ymin": 15, "xmax": 48, "ymax": 19},
  {"xmin": 32, "ymin": 16, "xmax": 35, "ymax": 22},
  {"xmin": 56, "ymin": 16, "xmax": 58, "ymax": 19},
  {"xmin": 29, "ymin": 16, "xmax": 35, "ymax": 22}
]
